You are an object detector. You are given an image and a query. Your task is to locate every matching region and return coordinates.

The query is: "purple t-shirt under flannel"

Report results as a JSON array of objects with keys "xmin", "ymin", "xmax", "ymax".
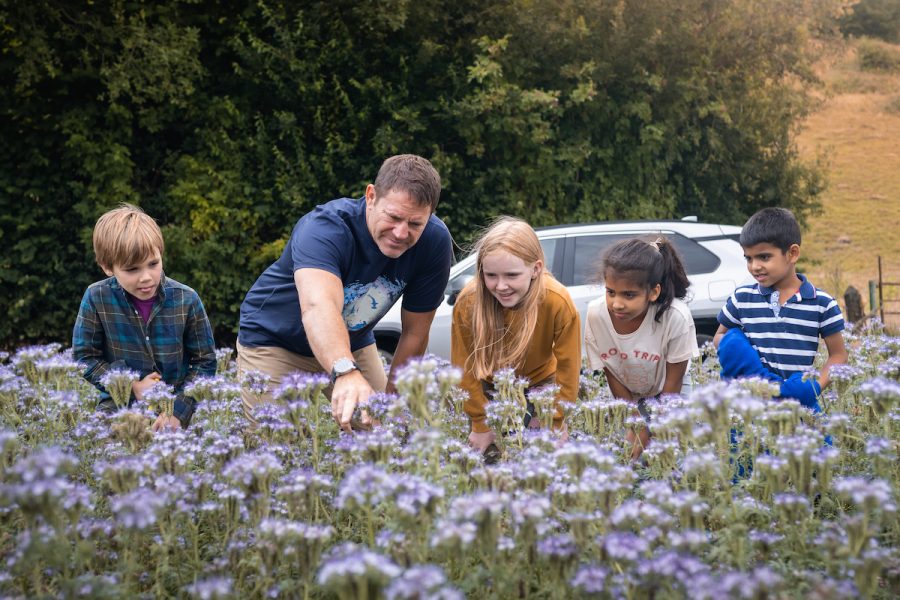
[{"xmin": 129, "ymin": 295, "xmax": 156, "ymax": 323}]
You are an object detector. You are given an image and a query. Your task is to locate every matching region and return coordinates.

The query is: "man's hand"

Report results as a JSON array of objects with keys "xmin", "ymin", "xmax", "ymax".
[
  {"xmin": 467, "ymin": 429, "xmax": 497, "ymax": 453},
  {"xmin": 132, "ymin": 372, "xmax": 162, "ymax": 401},
  {"xmin": 152, "ymin": 414, "xmax": 181, "ymax": 432},
  {"xmin": 331, "ymin": 370, "xmax": 374, "ymax": 433}
]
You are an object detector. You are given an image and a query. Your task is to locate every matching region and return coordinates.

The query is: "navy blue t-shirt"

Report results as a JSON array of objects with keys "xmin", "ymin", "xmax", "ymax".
[{"xmin": 239, "ymin": 197, "xmax": 453, "ymax": 356}]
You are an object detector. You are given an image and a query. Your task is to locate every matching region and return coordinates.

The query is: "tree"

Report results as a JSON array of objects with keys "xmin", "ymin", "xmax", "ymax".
[{"xmin": 0, "ymin": 0, "xmax": 838, "ymax": 347}]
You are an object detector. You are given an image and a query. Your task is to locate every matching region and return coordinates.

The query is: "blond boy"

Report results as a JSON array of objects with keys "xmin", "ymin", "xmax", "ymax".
[{"xmin": 72, "ymin": 204, "xmax": 216, "ymax": 430}]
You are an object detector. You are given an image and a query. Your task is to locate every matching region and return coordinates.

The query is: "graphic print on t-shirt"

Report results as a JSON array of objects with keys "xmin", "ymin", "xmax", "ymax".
[
  {"xmin": 600, "ymin": 346, "xmax": 661, "ymax": 396},
  {"xmin": 342, "ymin": 276, "xmax": 405, "ymax": 331}
]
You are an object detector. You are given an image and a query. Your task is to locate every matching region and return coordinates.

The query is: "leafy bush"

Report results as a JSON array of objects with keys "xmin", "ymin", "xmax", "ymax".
[
  {"xmin": 0, "ymin": 322, "xmax": 898, "ymax": 597},
  {"xmin": 840, "ymin": 0, "xmax": 900, "ymax": 43},
  {"xmin": 0, "ymin": 0, "xmax": 839, "ymax": 348},
  {"xmin": 858, "ymin": 37, "xmax": 900, "ymax": 72}
]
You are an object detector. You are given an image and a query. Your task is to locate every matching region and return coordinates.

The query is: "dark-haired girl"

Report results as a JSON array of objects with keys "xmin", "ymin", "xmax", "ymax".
[{"xmin": 583, "ymin": 237, "xmax": 699, "ymax": 459}]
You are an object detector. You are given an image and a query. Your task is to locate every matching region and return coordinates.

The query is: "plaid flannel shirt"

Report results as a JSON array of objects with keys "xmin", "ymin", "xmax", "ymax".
[{"xmin": 72, "ymin": 274, "xmax": 217, "ymax": 426}]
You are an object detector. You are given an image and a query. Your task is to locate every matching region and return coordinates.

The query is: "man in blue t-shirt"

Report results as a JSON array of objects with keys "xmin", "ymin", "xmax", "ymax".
[{"xmin": 238, "ymin": 154, "xmax": 453, "ymax": 432}]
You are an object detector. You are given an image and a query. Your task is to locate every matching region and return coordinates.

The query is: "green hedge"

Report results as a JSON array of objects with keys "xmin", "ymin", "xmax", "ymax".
[{"xmin": 0, "ymin": 0, "xmax": 835, "ymax": 348}]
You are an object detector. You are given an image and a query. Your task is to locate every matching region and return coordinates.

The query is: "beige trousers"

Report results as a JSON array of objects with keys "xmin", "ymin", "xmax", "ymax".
[{"xmin": 236, "ymin": 341, "xmax": 387, "ymax": 421}]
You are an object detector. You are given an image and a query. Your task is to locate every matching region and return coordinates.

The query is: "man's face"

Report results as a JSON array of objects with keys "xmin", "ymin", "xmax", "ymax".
[{"xmin": 364, "ymin": 184, "xmax": 432, "ymax": 259}]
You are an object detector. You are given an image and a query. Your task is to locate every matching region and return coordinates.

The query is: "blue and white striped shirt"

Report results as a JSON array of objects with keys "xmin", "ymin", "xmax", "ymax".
[{"xmin": 717, "ymin": 274, "xmax": 844, "ymax": 378}]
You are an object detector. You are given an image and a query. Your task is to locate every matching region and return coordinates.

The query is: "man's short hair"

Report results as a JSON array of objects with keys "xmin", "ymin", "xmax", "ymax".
[
  {"xmin": 373, "ymin": 154, "xmax": 441, "ymax": 211},
  {"xmin": 739, "ymin": 207, "xmax": 801, "ymax": 252},
  {"xmin": 93, "ymin": 203, "xmax": 165, "ymax": 269}
]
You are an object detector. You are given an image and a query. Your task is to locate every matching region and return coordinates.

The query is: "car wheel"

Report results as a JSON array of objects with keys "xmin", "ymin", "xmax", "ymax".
[
  {"xmin": 377, "ymin": 346, "xmax": 394, "ymax": 367},
  {"xmin": 375, "ymin": 336, "xmax": 397, "ymax": 367},
  {"xmin": 696, "ymin": 334, "xmax": 714, "ymax": 350}
]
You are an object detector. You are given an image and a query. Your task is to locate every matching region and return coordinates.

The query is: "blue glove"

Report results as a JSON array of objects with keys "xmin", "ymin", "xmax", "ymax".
[
  {"xmin": 779, "ymin": 373, "xmax": 822, "ymax": 412},
  {"xmin": 718, "ymin": 328, "xmax": 782, "ymax": 382}
]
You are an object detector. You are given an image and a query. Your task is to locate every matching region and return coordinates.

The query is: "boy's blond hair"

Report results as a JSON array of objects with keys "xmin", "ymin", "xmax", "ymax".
[{"xmin": 93, "ymin": 204, "xmax": 164, "ymax": 269}]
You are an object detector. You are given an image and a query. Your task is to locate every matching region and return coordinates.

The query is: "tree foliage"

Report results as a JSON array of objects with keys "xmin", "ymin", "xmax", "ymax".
[
  {"xmin": 0, "ymin": 0, "xmax": 838, "ymax": 347},
  {"xmin": 840, "ymin": 0, "xmax": 900, "ymax": 43}
]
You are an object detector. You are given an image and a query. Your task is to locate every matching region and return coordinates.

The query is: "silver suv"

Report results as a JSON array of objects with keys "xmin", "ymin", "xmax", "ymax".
[{"xmin": 374, "ymin": 218, "xmax": 748, "ymax": 362}]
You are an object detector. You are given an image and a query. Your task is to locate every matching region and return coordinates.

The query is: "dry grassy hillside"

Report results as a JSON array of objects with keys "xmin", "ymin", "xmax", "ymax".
[{"xmin": 797, "ymin": 38, "xmax": 900, "ymax": 328}]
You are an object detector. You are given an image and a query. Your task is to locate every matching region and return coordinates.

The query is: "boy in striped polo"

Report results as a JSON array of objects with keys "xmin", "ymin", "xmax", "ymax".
[{"xmin": 713, "ymin": 207, "xmax": 848, "ymax": 409}]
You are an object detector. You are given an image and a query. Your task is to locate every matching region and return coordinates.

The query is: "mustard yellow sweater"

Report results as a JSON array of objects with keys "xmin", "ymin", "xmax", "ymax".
[{"xmin": 451, "ymin": 275, "xmax": 581, "ymax": 433}]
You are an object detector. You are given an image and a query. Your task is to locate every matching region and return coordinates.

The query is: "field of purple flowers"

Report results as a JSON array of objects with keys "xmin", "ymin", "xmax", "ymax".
[{"xmin": 0, "ymin": 322, "xmax": 898, "ymax": 599}]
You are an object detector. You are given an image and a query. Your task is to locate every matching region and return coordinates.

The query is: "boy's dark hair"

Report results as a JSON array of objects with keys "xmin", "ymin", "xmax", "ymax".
[
  {"xmin": 600, "ymin": 237, "xmax": 690, "ymax": 322},
  {"xmin": 739, "ymin": 207, "xmax": 801, "ymax": 252}
]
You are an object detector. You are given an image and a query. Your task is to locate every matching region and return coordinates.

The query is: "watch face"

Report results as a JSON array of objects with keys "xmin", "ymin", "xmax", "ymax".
[{"xmin": 333, "ymin": 358, "xmax": 355, "ymax": 374}]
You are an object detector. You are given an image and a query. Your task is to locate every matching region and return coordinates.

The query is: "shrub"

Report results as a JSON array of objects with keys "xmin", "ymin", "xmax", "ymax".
[{"xmin": 858, "ymin": 37, "xmax": 900, "ymax": 72}]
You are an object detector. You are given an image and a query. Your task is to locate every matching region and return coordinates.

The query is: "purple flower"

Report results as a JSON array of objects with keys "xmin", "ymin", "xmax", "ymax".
[
  {"xmin": 828, "ymin": 363, "xmax": 864, "ymax": 384},
  {"xmin": 241, "ymin": 369, "xmax": 271, "ymax": 396},
  {"xmin": 394, "ymin": 477, "xmax": 444, "ymax": 517},
  {"xmin": 570, "ymin": 564, "xmax": 609, "ymax": 594},
  {"xmin": 447, "ymin": 490, "xmax": 508, "ymax": 524},
  {"xmin": 610, "ymin": 499, "xmax": 674, "ymax": 530},
  {"xmin": 77, "ymin": 517, "xmax": 115, "ymax": 541},
  {"xmin": 316, "ymin": 542, "xmax": 402, "ymax": 590},
  {"xmin": 667, "ymin": 529, "xmax": 712, "ymax": 552},
  {"xmin": 222, "ymin": 450, "xmax": 282, "ymax": 493},
  {"xmin": 552, "ymin": 440, "xmax": 617, "ymax": 474},
  {"xmin": 184, "ymin": 576, "xmax": 233, "ymax": 600},
  {"xmin": 536, "ymin": 533, "xmax": 578, "ymax": 560},
  {"xmin": 111, "ymin": 487, "xmax": 165, "ymax": 530},
  {"xmin": 773, "ymin": 492, "xmax": 811, "ymax": 522},
  {"xmin": 858, "ymin": 377, "xmax": 900, "ymax": 415},
  {"xmin": 10, "ymin": 446, "xmax": 77, "ymax": 481},
  {"xmin": 385, "ymin": 565, "xmax": 463, "ymax": 600},
  {"xmin": 258, "ymin": 518, "xmax": 333, "ymax": 544},
  {"xmin": 272, "ymin": 371, "xmax": 328, "ymax": 404},
  {"xmin": 509, "ymin": 493, "xmax": 551, "ymax": 528},
  {"xmin": 876, "ymin": 354, "xmax": 900, "ymax": 379},
  {"xmin": 99, "ymin": 368, "xmax": 139, "ymax": 408},
  {"xmin": 252, "ymin": 403, "xmax": 292, "ymax": 433},
  {"xmin": 639, "ymin": 480, "xmax": 674, "ymax": 505},
  {"xmin": 832, "ymin": 477, "xmax": 895, "ymax": 512},
  {"xmin": 681, "ymin": 449, "xmax": 721, "ymax": 479},
  {"xmin": 335, "ymin": 463, "xmax": 398, "ymax": 510},
  {"xmin": 748, "ymin": 530, "xmax": 783, "ymax": 548},
  {"xmin": 184, "ymin": 375, "xmax": 227, "ymax": 403},
  {"xmin": 865, "ymin": 436, "xmax": 895, "ymax": 460},
  {"xmin": 714, "ymin": 566, "xmax": 783, "ymax": 599},
  {"xmin": 633, "ymin": 550, "xmax": 710, "ymax": 588},
  {"xmin": 376, "ymin": 527, "xmax": 407, "ymax": 551},
  {"xmin": 601, "ymin": 531, "xmax": 649, "ymax": 563},
  {"xmin": 202, "ymin": 432, "xmax": 245, "ymax": 466},
  {"xmin": 365, "ymin": 392, "xmax": 403, "ymax": 421},
  {"xmin": 143, "ymin": 383, "xmax": 176, "ymax": 415},
  {"xmin": 429, "ymin": 519, "xmax": 478, "ymax": 550},
  {"xmin": 145, "ymin": 429, "xmax": 201, "ymax": 474}
]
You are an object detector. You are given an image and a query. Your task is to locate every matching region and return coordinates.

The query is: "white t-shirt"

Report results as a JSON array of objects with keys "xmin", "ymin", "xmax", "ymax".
[{"xmin": 583, "ymin": 298, "xmax": 699, "ymax": 398}]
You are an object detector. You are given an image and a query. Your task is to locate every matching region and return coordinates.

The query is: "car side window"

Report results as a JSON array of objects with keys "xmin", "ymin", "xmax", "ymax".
[
  {"xmin": 571, "ymin": 234, "xmax": 632, "ymax": 285},
  {"xmin": 540, "ymin": 238, "xmax": 558, "ymax": 273},
  {"xmin": 666, "ymin": 234, "xmax": 720, "ymax": 275},
  {"xmin": 570, "ymin": 232, "xmax": 721, "ymax": 285}
]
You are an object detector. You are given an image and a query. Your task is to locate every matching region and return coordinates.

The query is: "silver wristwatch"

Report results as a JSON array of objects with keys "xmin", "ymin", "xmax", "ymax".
[{"xmin": 330, "ymin": 357, "xmax": 359, "ymax": 384}]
